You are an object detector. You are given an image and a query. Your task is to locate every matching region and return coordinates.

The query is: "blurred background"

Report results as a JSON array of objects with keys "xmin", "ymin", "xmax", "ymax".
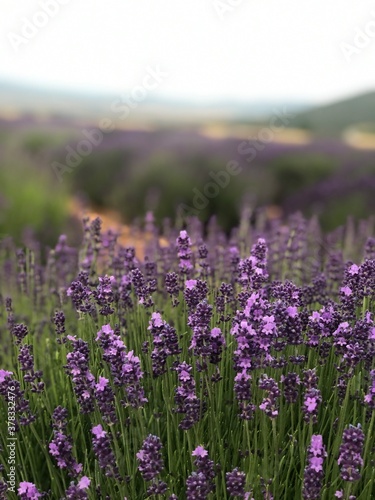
[{"xmin": 1, "ymin": 0, "xmax": 375, "ymax": 247}]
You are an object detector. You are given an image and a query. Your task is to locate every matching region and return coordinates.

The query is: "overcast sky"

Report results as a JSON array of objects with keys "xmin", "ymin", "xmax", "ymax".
[{"xmin": 1, "ymin": 0, "xmax": 375, "ymax": 104}]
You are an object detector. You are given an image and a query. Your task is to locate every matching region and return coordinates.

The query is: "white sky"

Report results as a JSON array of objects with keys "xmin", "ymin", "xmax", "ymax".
[{"xmin": 1, "ymin": 0, "xmax": 375, "ymax": 104}]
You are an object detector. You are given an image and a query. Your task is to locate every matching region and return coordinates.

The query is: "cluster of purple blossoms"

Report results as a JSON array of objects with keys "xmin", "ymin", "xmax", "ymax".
[
  {"xmin": 0, "ymin": 480, "xmax": 7, "ymax": 498},
  {"xmin": 209, "ymin": 327, "xmax": 226, "ymax": 365},
  {"xmin": 92, "ymin": 424, "xmax": 120, "ymax": 479},
  {"xmin": 79, "ymin": 216, "xmax": 102, "ymax": 271},
  {"xmin": 198, "ymin": 243, "xmax": 210, "ymax": 277},
  {"xmin": 94, "ymin": 275, "xmax": 116, "ymax": 315},
  {"xmin": 231, "ymin": 291, "xmax": 279, "ymax": 419},
  {"xmin": 184, "ymin": 279, "xmax": 208, "ymax": 310},
  {"xmin": 176, "ymin": 230, "xmax": 193, "ymax": 274},
  {"xmin": 0, "ymin": 369, "xmax": 35, "ymax": 428},
  {"xmin": 144, "ymin": 259, "xmax": 158, "ymax": 294},
  {"xmin": 333, "ymin": 315, "xmax": 374, "ymax": 372},
  {"xmin": 364, "ymin": 369, "xmax": 375, "ymax": 409},
  {"xmin": 49, "ymin": 406, "xmax": 83, "ymax": 477},
  {"xmin": 186, "ymin": 446, "xmax": 216, "ymax": 500},
  {"xmin": 62, "ymin": 476, "xmax": 91, "ymax": 500},
  {"xmin": 338, "ymin": 424, "xmax": 365, "ymax": 482},
  {"xmin": 281, "ymin": 372, "xmax": 301, "ymax": 403},
  {"xmin": 117, "ymin": 272, "xmax": 133, "ymax": 312},
  {"xmin": 226, "ymin": 468, "xmax": 247, "ymax": 498},
  {"xmin": 67, "ymin": 272, "xmax": 94, "ymax": 314},
  {"xmin": 165, "ymin": 271, "xmax": 180, "ymax": 306},
  {"xmin": 174, "ymin": 362, "xmax": 205, "ymax": 430},
  {"xmin": 65, "ymin": 336, "xmax": 95, "ymax": 414},
  {"xmin": 53, "ymin": 310, "xmax": 66, "ymax": 344},
  {"xmin": 11, "ymin": 322, "xmax": 29, "ymax": 345},
  {"xmin": 231, "ymin": 292, "xmax": 278, "ymax": 373},
  {"xmin": 302, "ymin": 369, "xmax": 321, "ymax": 424},
  {"xmin": 17, "ymin": 482, "xmax": 43, "ymax": 499},
  {"xmin": 96, "ymin": 325, "xmax": 147, "ymax": 408},
  {"xmin": 305, "ymin": 305, "xmax": 336, "ymax": 350},
  {"xmin": 234, "ymin": 371, "xmax": 256, "ymax": 420},
  {"xmin": 136, "ymin": 435, "xmax": 167, "ymax": 497},
  {"xmin": 130, "ymin": 268, "xmax": 154, "ymax": 307},
  {"xmin": 272, "ymin": 296, "xmax": 303, "ymax": 347},
  {"xmin": 258, "ymin": 375, "xmax": 280, "ymax": 418},
  {"xmin": 18, "ymin": 344, "xmax": 44, "ymax": 393},
  {"xmin": 188, "ymin": 300, "xmax": 217, "ymax": 363},
  {"xmin": 215, "ymin": 282, "xmax": 235, "ymax": 322},
  {"xmin": 147, "ymin": 312, "xmax": 181, "ymax": 377},
  {"xmin": 238, "ymin": 238, "xmax": 268, "ymax": 291},
  {"xmin": 302, "ymin": 434, "xmax": 327, "ymax": 499},
  {"xmin": 94, "ymin": 376, "xmax": 117, "ymax": 424}
]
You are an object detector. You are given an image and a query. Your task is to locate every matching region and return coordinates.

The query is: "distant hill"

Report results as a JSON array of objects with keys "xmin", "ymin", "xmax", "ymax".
[
  {"xmin": 0, "ymin": 79, "xmax": 309, "ymax": 125},
  {"xmin": 292, "ymin": 91, "xmax": 375, "ymax": 135}
]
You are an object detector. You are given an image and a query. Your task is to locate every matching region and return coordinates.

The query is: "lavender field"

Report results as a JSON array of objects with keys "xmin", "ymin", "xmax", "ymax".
[{"xmin": 0, "ymin": 211, "xmax": 374, "ymax": 499}]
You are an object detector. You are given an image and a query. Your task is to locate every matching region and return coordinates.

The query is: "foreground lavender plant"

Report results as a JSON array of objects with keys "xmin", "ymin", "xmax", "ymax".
[
  {"xmin": 338, "ymin": 425, "xmax": 365, "ymax": 482},
  {"xmin": 137, "ymin": 435, "xmax": 167, "ymax": 496},
  {"xmin": 186, "ymin": 446, "xmax": 216, "ymax": 500},
  {"xmin": 302, "ymin": 434, "xmax": 327, "ymax": 499},
  {"xmin": 0, "ymin": 213, "xmax": 375, "ymax": 499},
  {"xmin": 92, "ymin": 424, "xmax": 120, "ymax": 479},
  {"xmin": 49, "ymin": 406, "xmax": 82, "ymax": 477}
]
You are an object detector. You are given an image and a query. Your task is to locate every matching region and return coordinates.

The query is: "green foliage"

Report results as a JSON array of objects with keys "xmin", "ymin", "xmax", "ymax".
[
  {"xmin": 22, "ymin": 133, "xmax": 51, "ymax": 157},
  {"xmin": 320, "ymin": 192, "xmax": 369, "ymax": 231},
  {"xmin": 0, "ymin": 153, "xmax": 69, "ymax": 245},
  {"xmin": 292, "ymin": 90, "xmax": 375, "ymax": 135},
  {"xmin": 269, "ymin": 153, "xmax": 337, "ymax": 204},
  {"xmin": 68, "ymin": 150, "xmax": 131, "ymax": 208}
]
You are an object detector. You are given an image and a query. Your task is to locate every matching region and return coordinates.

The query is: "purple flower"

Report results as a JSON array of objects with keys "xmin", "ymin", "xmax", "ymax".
[
  {"xmin": 148, "ymin": 312, "xmax": 181, "ymax": 377},
  {"xmin": 177, "ymin": 230, "xmax": 193, "ymax": 274},
  {"xmin": 137, "ymin": 435, "xmax": 165, "ymax": 481},
  {"xmin": 338, "ymin": 425, "xmax": 365, "ymax": 482},
  {"xmin": 49, "ymin": 406, "xmax": 82, "ymax": 477},
  {"xmin": 226, "ymin": 468, "xmax": 246, "ymax": 497},
  {"xmin": 174, "ymin": 362, "xmax": 205, "ymax": 430},
  {"xmin": 96, "ymin": 324, "xmax": 147, "ymax": 408},
  {"xmin": 18, "ymin": 344, "xmax": 44, "ymax": 393},
  {"xmin": 11, "ymin": 323, "xmax": 28, "ymax": 345},
  {"xmin": 131, "ymin": 268, "xmax": 154, "ymax": 307},
  {"xmin": 65, "ymin": 337, "xmax": 95, "ymax": 414},
  {"xmin": 67, "ymin": 272, "xmax": 94, "ymax": 314},
  {"xmin": 62, "ymin": 476, "xmax": 91, "ymax": 500},
  {"xmin": 91, "ymin": 424, "xmax": 120, "ymax": 479},
  {"xmin": 94, "ymin": 376, "xmax": 117, "ymax": 424},
  {"xmin": 184, "ymin": 279, "xmax": 208, "ymax": 310},
  {"xmin": 94, "ymin": 275, "xmax": 115, "ymax": 315},
  {"xmin": 0, "ymin": 374, "xmax": 35, "ymax": 428},
  {"xmin": 364, "ymin": 369, "xmax": 375, "ymax": 408},
  {"xmin": 302, "ymin": 434, "xmax": 326, "ymax": 499},
  {"xmin": 0, "ymin": 369, "xmax": 12, "ymax": 383},
  {"xmin": 258, "ymin": 375, "xmax": 280, "ymax": 419},
  {"xmin": 303, "ymin": 388, "xmax": 322, "ymax": 424},
  {"xmin": 192, "ymin": 446, "xmax": 208, "ymax": 458},
  {"xmin": 281, "ymin": 372, "xmax": 300, "ymax": 403},
  {"xmin": 53, "ymin": 310, "xmax": 66, "ymax": 344},
  {"xmin": 165, "ymin": 272, "xmax": 180, "ymax": 306},
  {"xmin": 18, "ymin": 482, "xmax": 42, "ymax": 499},
  {"xmin": 186, "ymin": 446, "xmax": 216, "ymax": 500}
]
